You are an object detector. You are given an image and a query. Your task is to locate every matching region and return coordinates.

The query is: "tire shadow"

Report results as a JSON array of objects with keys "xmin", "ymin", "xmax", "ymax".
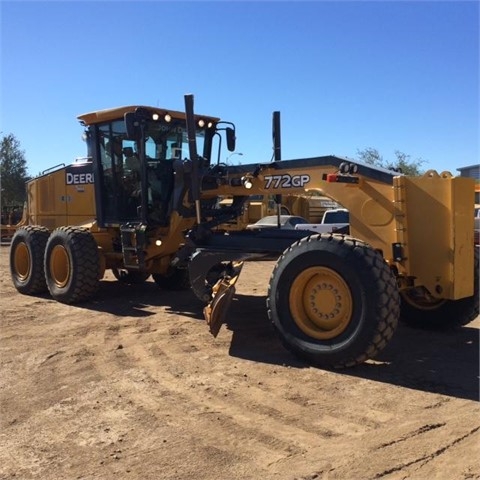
[{"xmin": 349, "ymin": 322, "xmax": 479, "ymax": 401}]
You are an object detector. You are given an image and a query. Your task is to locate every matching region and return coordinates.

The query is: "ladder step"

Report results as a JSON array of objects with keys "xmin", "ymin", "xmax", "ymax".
[{"xmin": 120, "ymin": 223, "xmax": 147, "ymax": 269}]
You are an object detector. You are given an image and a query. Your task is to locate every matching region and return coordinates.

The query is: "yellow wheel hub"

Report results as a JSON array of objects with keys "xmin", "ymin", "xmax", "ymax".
[
  {"xmin": 49, "ymin": 245, "xmax": 71, "ymax": 288},
  {"xmin": 289, "ymin": 266, "xmax": 353, "ymax": 340},
  {"xmin": 14, "ymin": 242, "xmax": 31, "ymax": 281}
]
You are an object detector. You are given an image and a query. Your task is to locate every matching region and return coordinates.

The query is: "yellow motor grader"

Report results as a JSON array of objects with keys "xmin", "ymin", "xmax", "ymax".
[{"xmin": 9, "ymin": 94, "xmax": 478, "ymax": 368}]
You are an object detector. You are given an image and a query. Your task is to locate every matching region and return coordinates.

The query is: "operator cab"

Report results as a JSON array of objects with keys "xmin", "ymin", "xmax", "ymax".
[{"xmin": 78, "ymin": 106, "xmax": 229, "ymax": 228}]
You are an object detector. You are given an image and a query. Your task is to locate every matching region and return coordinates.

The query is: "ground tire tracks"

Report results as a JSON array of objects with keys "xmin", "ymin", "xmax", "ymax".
[
  {"xmin": 378, "ymin": 422, "xmax": 446, "ymax": 448},
  {"xmin": 93, "ymin": 333, "xmax": 334, "ymax": 461},
  {"xmin": 374, "ymin": 425, "xmax": 480, "ymax": 478}
]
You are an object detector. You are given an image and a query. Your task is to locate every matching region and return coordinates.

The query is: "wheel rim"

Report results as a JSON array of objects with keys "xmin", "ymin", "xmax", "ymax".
[
  {"xmin": 289, "ymin": 266, "xmax": 353, "ymax": 340},
  {"xmin": 400, "ymin": 287, "xmax": 447, "ymax": 311},
  {"xmin": 14, "ymin": 242, "xmax": 31, "ymax": 281},
  {"xmin": 49, "ymin": 244, "xmax": 71, "ymax": 288}
]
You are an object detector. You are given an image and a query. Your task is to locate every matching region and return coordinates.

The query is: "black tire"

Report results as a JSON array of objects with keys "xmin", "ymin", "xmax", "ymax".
[
  {"xmin": 400, "ymin": 246, "xmax": 479, "ymax": 329},
  {"xmin": 152, "ymin": 267, "xmax": 190, "ymax": 290},
  {"xmin": 112, "ymin": 268, "xmax": 150, "ymax": 284},
  {"xmin": 10, "ymin": 226, "xmax": 50, "ymax": 295},
  {"xmin": 267, "ymin": 234, "xmax": 400, "ymax": 368},
  {"xmin": 44, "ymin": 226, "xmax": 100, "ymax": 303}
]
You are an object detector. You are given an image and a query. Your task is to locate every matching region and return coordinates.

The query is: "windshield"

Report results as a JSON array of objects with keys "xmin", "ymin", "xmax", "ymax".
[
  {"xmin": 95, "ymin": 117, "xmax": 211, "ymax": 226},
  {"xmin": 98, "ymin": 118, "xmax": 209, "ymax": 169},
  {"xmin": 144, "ymin": 118, "xmax": 206, "ymax": 161}
]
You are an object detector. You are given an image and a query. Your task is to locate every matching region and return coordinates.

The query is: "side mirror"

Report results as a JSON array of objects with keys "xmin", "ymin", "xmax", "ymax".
[
  {"xmin": 124, "ymin": 112, "xmax": 139, "ymax": 140},
  {"xmin": 226, "ymin": 127, "xmax": 236, "ymax": 152}
]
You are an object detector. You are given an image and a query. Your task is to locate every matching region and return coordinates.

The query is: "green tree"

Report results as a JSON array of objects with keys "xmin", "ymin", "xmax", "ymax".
[
  {"xmin": 0, "ymin": 133, "xmax": 30, "ymax": 207},
  {"xmin": 356, "ymin": 147, "xmax": 425, "ymax": 176}
]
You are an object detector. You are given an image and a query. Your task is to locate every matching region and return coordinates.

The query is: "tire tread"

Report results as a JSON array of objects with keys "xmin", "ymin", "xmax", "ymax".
[{"xmin": 267, "ymin": 233, "xmax": 399, "ymax": 368}]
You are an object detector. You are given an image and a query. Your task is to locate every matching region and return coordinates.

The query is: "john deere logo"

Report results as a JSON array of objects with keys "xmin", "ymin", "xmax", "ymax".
[{"xmin": 65, "ymin": 165, "xmax": 94, "ymax": 185}]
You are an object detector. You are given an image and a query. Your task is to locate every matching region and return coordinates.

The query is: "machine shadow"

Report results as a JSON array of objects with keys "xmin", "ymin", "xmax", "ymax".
[
  {"xmin": 353, "ymin": 322, "xmax": 479, "ymax": 402},
  {"xmin": 79, "ymin": 281, "xmax": 478, "ymax": 401},
  {"xmin": 76, "ymin": 279, "xmax": 205, "ymax": 320},
  {"xmin": 223, "ymin": 294, "xmax": 479, "ymax": 402}
]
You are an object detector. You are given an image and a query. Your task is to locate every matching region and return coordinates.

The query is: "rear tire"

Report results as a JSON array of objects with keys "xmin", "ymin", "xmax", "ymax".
[
  {"xmin": 267, "ymin": 234, "xmax": 400, "ymax": 368},
  {"xmin": 10, "ymin": 226, "xmax": 50, "ymax": 295},
  {"xmin": 400, "ymin": 246, "xmax": 479, "ymax": 329},
  {"xmin": 44, "ymin": 226, "xmax": 100, "ymax": 303}
]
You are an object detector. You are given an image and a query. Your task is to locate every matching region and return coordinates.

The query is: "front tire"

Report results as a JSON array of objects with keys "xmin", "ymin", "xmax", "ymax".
[
  {"xmin": 44, "ymin": 226, "xmax": 100, "ymax": 303},
  {"xmin": 267, "ymin": 234, "xmax": 400, "ymax": 368},
  {"xmin": 10, "ymin": 226, "xmax": 50, "ymax": 295}
]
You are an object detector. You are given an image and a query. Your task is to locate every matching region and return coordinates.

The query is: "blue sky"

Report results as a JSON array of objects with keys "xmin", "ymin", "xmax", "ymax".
[{"xmin": 1, "ymin": 1, "xmax": 478, "ymax": 176}]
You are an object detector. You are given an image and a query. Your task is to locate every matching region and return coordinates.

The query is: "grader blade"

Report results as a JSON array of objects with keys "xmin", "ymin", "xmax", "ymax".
[
  {"xmin": 203, "ymin": 261, "xmax": 244, "ymax": 337},
  {"xmin": 204, "ymin": 281, "xmax": 236, "ymax": 337}
]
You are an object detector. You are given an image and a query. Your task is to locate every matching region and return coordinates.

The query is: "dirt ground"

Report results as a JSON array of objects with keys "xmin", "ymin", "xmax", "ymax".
[{"xmin": 0, "ymin": 245, "xmax": 479, "ymax": 480}]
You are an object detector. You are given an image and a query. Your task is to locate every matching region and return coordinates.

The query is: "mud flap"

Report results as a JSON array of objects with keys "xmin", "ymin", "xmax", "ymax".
[{"xmin": 204, "ymin": 262, "xmax": 244, "ymax": 337}]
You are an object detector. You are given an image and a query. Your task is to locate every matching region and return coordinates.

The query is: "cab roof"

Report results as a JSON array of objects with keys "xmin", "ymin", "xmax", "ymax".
[{"xmin": 77, "ymin": 105, "xmax": 220, "ymax": 126}]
